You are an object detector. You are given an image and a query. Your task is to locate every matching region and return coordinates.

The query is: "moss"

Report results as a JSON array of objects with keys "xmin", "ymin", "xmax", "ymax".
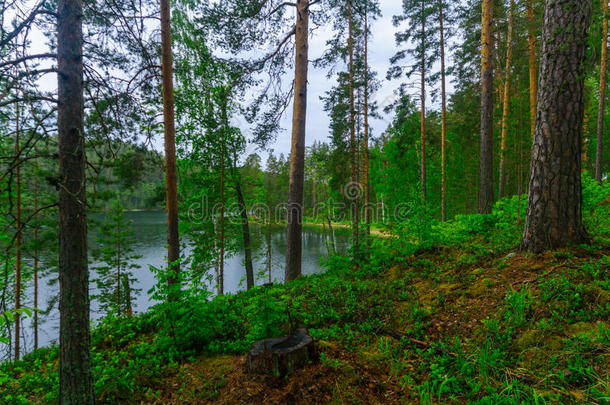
[
  {"xmin": 566, "ymin": 321, "xmax": 604, "ymax": 336},
  {"xmin": 515, "ymin": 329, "xmax": 544, "ymax": 351},
  {"xmin": 467, "ymin": 277, "xmax": 497, "ymax": 297},
  {"xmin": 545, "ymin": 336, "xmax": 564, "ymax": 351}
]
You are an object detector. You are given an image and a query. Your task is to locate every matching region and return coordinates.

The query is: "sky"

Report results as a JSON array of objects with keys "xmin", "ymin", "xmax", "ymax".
[
  {"xmin": 255, "ymin": 0, "xmax": 407, "ymax": 159},
  {"xmin": 17, "ymin": 0, "xmax": 452, "ymax": 161}
]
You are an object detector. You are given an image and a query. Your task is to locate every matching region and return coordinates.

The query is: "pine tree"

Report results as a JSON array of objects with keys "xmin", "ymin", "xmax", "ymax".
[
  {"xmin": 521, "ymin": 0, "xmax": 591, "ymax": 252},
  {"xmin": 57, "ymin": 0, "xmax": 95, "ymax": 399},
  {"xmin": 389, "ymin": 0, "xmax": 440, "ymax": 205},
  {"xmin": 479, "ymin": 0, "xmax": 494, "ymax": 214},
  {"xmin": 91, "ymin": 195, "xmax": 142, "ymax": 317},
  {"xmin": 596, "ymin": 0, "xmax": 609, "ymax": 182},
  {"xmin": 498, "ymin": 0, "xmax": 515, "ymax": 199},
  {"xmin": 160, "ymin": 0, "xmax": 181, "ymax": 297},
  {"xmin": 285, "ymin": 0, "xmax": 310, "ymax": 281}
]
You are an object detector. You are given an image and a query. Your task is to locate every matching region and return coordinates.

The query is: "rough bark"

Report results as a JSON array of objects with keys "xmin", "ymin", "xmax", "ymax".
[
  {"xmin": 498, "ymin": 0, "xmax": 515, "ymax": 199},
  {"xmin": 521, "ymin": 0, "xmax": 591, "ymax": 253},
  {"xmin": 236, "ymin": 179, "xmax": 254, "ymax": 290},
  {"xmin": 57, "ymin": 0, "xmax": 95, "ymax": 400},
  {"xmin": 160, "ymin": 0, "xmax": 180, "ymax": 295},
  {"xmin": 596, "ymin": 0, "xmax": 608, "ymax": 182},
  {"xmin": 285, "ymin": 0, "xmax": 309, "ymax": 282},
  {"xmin": 439, "ymin": 0, "xmax": 447, "ymax": 221},
  {"xmin": 479, "ymin": 0, "xmax": 494, "ymax": 214}
]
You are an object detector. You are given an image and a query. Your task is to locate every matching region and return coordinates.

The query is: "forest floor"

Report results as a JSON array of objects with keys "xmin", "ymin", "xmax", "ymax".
[
  {"xmin": 3, "ymin": 200, "xmax": 610, "ymax": 404},
  {"xmin": 147, "ymin": 244, "xmax": 610, "ymax": 404}
]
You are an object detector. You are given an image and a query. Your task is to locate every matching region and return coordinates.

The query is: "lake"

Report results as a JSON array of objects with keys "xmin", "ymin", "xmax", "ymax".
[{"xmin": 21, "ymin": 211, "xmax": 349, "ymax": 350}]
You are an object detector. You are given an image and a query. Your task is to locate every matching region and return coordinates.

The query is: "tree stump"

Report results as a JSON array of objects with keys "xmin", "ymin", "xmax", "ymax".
[{"xmin": 246, "ymin": 328, "xmax": 316, "ymax": 377}]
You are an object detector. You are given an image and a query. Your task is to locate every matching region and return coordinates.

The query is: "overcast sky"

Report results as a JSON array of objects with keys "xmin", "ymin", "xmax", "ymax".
[
  {"xmin": 22, "ymin": 0, "xmax": 453, "ymax": 161},
  {"xmin": 255, "ymin": 0, "xmax": 406, "ymax": 159},
  {"xmin": 255, "ymin": 0, "xmax": 459, "ymax": 161}
]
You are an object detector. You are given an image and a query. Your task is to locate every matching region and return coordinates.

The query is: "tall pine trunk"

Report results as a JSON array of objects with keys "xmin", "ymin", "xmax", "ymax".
[
  {"xmin": 439, "ymin": 0, "xmax": 448, "ymax": 221},
  {"xmin": 498, "ymin": 0, "xmax": 515, "ymax": 199},
  {"xmin": 479, "ymin": 0, "xmax": 494, "ymax": 214},
  {"xmin": 348, "ymin": 0, "xmax": 359, "ymax": 259},
  {"xmin": 364, "ymin": 7, "xmax": 371, "ymax": 236},
  {"xmin": 285, "ymin": 0, "xmax": 309, "ymax": 282},
  {"xmin": 160, "ymin": 0, "xmax": 180, "ymax": 295},
  {"xmin": 420, "ymin": 0, "xmax": 427, "ymax": 204},
  {"xmin": 596, "ymin": 0, "xmax": 608, "ymax": 182},
  {"xmin": 33, "ymin": 159, "xmax": 39, "ymax": 350},
  {"xmin": 116, "ymin": 196, "xmax": 121, "ymax": 317},
  {"xmin": 219, "ymin": 91, "xmax": 227, "ymax": 294},
  {"xmin": 521, "ymin": 0, "xmax": 591, "ymax": 253},
  {"xmin": 528, "ymin": 0, "xmax": 537, "ymax": 143},
  {"xmin": 57, "ymin": 0, "xmax": 95, "ymax": 399},
  {"xmin": 14, "ymin": 97, "xmax": 21, "ymax": 360}
]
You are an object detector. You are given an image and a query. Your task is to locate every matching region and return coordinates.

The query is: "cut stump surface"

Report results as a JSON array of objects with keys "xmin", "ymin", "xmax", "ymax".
[{"xmin": 246, "ymin": 328, "xmax": 316, "ymax": 377}]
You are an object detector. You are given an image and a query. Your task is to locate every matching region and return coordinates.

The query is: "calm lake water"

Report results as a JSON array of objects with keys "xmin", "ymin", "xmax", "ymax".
[{"xmin": 22, "ymin": 211, "xmax": 349, "ymax": 350}]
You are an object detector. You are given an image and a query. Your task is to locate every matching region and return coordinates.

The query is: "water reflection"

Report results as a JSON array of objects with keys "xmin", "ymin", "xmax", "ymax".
[{"xmin": 20, "ymin": 211, "xmax": 349, "ymax": 350}]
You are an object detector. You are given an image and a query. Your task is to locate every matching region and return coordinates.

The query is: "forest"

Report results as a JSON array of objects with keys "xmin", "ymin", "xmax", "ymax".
[{"xmin": 0, "ymin": 0, "xmax": 609, "ymax": 403}]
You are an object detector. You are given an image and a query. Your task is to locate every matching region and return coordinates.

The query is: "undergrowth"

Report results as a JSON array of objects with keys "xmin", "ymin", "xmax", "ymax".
[{"xmin": 1, "ymin": 178, "xmax": 609, "ymax": 404}]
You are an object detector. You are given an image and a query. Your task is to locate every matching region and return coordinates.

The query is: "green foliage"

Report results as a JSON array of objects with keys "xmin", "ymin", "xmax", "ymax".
[
  {"xmin": 91, "ymin": 195, "xmax": 142, "ymax": 317},
  {"xmin": 504, "ymin": 288, "xmax": 533, "ymax": 328},
  {"xmin": 1, "ymin": 185, "xmax": 609, "ymax": 403}
]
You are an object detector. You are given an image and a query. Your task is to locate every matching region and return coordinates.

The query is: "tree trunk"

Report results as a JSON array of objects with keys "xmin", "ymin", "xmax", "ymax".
[
  {"xmin": 583, "ymin": 110, "xmax": 590, "ymax": 165},
  {"xmin": 161, "ymin": 0, "xmax": 180, "ymax": 296},
  {"xmin": 596, "ymin": 0, "xmax": 608, "ymax": 182},
  {"xmin": 267, "ymin": 222, "xmax": 272, "ymax": 284},
  {"xmin": 14, "ymin": 96, "xmax": 21, "ymax": 360},
  {"xmin": 439, "ymin": 0, "xmax": 448, "ymax": 221},
  {"xmin": 420, "ymin": 1, "xmax": 427, "ymax": 205},
  {"xmin": 285, "ymin": 0, "xmax": 309, "ymax": 282},
  {"xmin": 347, "ymin": 0, "xmax": 359, "ymax": 260},
  {"xmin": 213, "ymin": 218, "xmax": 220, "ymax": 295},
  {"xmin": 116, "ymin": 196, "xmax": 121, "ymax": 317},
  {"xmin": 327, "ymin": 214, "xmax": 336, "ymax": 255},
  {"xmin": 528, "ymin": 0, "xmax": 538, "ymax": 142},
  {"xmin": 236, "ymin": 179, "xmax": 254, "ymax": 290},
  {"xmin": 364, "ymin": 7, "xmax": 371, "ymax": 235},
  {"xmin": 57, "ymin": 0, "xmax": 95, "ymax": 399},
  {"xmin": 123, "ymin": 274, "xmax": 132, "ymax": 317},
  {"xmin": 498, "ymin": 0, "xmax": 515, "ymax": 199},
  {"xmin": 479, "ymin": 0, "xmax": 494, "ymax": 214},
  {"xmin": 33, "ymin": 159, "xmax": 39, "ymax": 350},
  {"xmin": 219, "ymin": 92, "xmax": 227, "ymax": 295},
  {"xmin": 521, "ymin": 0, "xmax": 591, "ymax": 253}
]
